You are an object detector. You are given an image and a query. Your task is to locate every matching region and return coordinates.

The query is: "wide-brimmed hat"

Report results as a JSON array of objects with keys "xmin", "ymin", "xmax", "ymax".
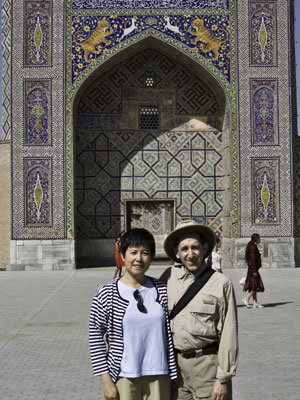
[{"xmin": 164, "ymin": 220, "xmax": 216, "ymax": 262}]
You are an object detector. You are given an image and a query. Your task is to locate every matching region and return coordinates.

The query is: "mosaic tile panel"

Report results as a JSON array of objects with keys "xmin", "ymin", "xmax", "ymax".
[
  {"xmin": 24, "ymin": 158, "xmax": 52, "ymax": 225},
  {"xmin": 24, "ymin": 80, "xmax": 52, "ymax": 145},
  {"xmin": 237, "ymin": 1, "xmax": 292, "ymax": 237},
  {"xmin": 293, "ymin": 140, "xmax": 300, "ymax": 237},
  {"xmin": 24, "ymin": 0, "xmax": 52, "ymax": 67},
  {"xmin": 74, "ymin": 47, "xmax": 225, "ymax": 239},
  {"xmin": 2, "ymin": 0, "xmax": 12, "ymax": 140},
  {"xmin": 252, "ymin": 158, "xmax": 279, "ymax": 224},
  {"xmin": 77, "ymin": 48, "xmax": 221, "ymax": 118},
  {"xmin": 71, "ymin": 0, "xmax": 229, "ymax": 10},
  {"xmin": 66, "ymin": 1, "xmax": 237, "ymax": 237},
  {"xmin": 75, "ymin": 129, "xmax": 224, "ymax": 239},
  {"xmin": 251, "ymin": 79, "xmax": 278, "ymax": 145},
  {"xmin": 249, "ymin": 0, "xmax": 277, "ymax": 67},
  {"xmin": 71, "ymin": 14, "xmax": 231, "ymax": 83},
  {"xmin": 12, "ymin": 0, "xmax": 65, "ymax": 239},
  {"xmin": 290, "ymin": 0, "xmax": 300, "ymax": 237}
]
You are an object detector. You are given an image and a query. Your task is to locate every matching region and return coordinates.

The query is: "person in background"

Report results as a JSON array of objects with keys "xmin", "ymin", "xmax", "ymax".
[
  {"xmin": 113, "ymin": 234, "xmax": 124, "ymax": 278},
  {"xmin": 89, "ymin": 228, "xmax": 177, "ymax": 400},
  {"xmin": 242, "ymin": 233, "xmax": 265, "ymax": 309},
  {"xmin": 211, "ymin": 237, "xmax": 222, "ymax": 273}
]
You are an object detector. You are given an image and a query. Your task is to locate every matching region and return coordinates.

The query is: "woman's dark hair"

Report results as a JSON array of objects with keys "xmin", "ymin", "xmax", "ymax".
[
  {"xmin": 251, "ymin": 233, "xmax": 260, "ymax": 243},
  {"xmin": 245, "ymin": 233, "xmax": 260, "ymax": 262},
  {"xmin": 120, "ymin": 228, "xmax": 156, "ymax": 259}
]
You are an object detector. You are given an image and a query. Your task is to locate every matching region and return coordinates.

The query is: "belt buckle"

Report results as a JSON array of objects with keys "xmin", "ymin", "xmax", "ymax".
[{"xmin": 182, "ymin": 349, "xmax": 195, "ymax": 359}]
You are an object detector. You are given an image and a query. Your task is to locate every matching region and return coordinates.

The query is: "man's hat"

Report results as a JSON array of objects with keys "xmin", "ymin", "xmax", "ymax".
[{"xmin": 164, "ymin": 220, "xmax": 216, "ymax": 262}]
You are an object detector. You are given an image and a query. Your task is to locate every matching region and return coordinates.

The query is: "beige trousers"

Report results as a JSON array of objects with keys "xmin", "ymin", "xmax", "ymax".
[
  {"xmin": 116, "ymin": 375, "xmax": 171, "ymax": 400},
  {"xmin": 172, "ymin": 354, "xmax": 232, "ymax": 400}
]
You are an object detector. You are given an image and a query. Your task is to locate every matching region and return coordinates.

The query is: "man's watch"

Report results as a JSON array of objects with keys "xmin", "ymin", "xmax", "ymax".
[{"xmin": 218, "ymin": 377, "xmax": 228, "ymax": 384}]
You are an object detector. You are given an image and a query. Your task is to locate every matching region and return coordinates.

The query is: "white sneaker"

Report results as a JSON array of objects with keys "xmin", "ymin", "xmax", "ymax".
[
  {"xmin": 242, "ymin": 298, "xmax": 252, "ymax": 308},
  {"xmin": 253, "ymin": 303, "xmax": 264, "ymax": 308}
]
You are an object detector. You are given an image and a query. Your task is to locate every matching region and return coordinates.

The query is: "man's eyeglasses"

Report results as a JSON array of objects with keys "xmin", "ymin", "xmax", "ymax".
[{"xmin": 133, "ymin": 289, "xmax": 147, "ymax": 313}]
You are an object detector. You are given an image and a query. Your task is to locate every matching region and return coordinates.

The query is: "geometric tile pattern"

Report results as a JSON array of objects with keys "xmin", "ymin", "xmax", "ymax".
[
  {"xmin": 290, "ymin": 1, "xmax": 300, "ymax": 237},
  {"xmin": 77, "ymin": 49, "xmax": 221, "ymax": 117},
  {"xmin": 11, "ymin": 1, "xmax": 65, "ymax": 239},
  {"xmin": 24, "ymin": 158, "xmax": 52, "ymax": 225},
  {"xmin": 74, "ymin": 48, "xmax": 225, "ymax": 239},
  {"xmin": 71, "ymin": 13, "xmax": 231, "ymax": 83},
  {"xmin": 252, "ymin": 158, "xmax": 279, "ymax": 224},
  {"xmin": 66, "ymin": 2, "xmax": 237, "ymax": 236},
  {"xmin": 238, "ymin": 1, "xmax": 293, "ymax": 237},
  {"xmin": 293, "ymin": 140, "xmax": 300, "ymax": 237},
  {"xmin": 75, "ymin": 129, "xmax": 224, "ymax": 239},
  {"xmin": 24, "ymin": 80, "xmax": 52, "ymax": 145},
  {"xmin": 24, "ymin": 0, "xmax": 52, "ymax": 67},
  {"xmin": 249, "ymin": 0, "xmax": 277, "ymax": 67},
  {"xmin": 7, "ymin": 0, "xmax": 295, "ymax": 248},
  {"xmin": 71, "ymin": 0, "xmax": 230, "ymax": 10},
  {"xmin": 251, "ymin": 79, "xmax": 278, "ymax": 145},
  {"xmin": 1, "ymin": 0, "xmax": 12, "ymax": 140}
]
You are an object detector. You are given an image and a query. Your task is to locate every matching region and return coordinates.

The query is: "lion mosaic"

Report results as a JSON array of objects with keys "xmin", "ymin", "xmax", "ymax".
[
  {"xmin": 187, "ymin": 18, "xmax": 228, "ymax": 61},
  {"xmin": 75, "ymin": 18, "xmax": 111, "ymax": 63}
]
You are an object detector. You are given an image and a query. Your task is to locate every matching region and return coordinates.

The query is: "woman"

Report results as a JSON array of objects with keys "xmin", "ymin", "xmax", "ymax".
[
  {"xmin": 113, "ymin": 234, "xmax": 124, "ymax": 278},
  {"xmin": 89, "ymin": 228, "xmax": 177, "ymax": 400},
  {"xmin": 242, "ymin": 233, "xmax": 265, "ymax": 308}
]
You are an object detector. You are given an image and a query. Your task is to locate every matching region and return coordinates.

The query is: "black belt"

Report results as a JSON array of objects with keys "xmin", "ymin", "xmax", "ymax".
[{"xmin": 175, "ymin": 343, "xmax": 219, "ymax": 359}]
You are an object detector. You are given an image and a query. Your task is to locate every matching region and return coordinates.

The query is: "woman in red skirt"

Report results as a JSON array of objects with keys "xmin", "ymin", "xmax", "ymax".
[{"xmin": 242, "ymin": 233, "xmax": 265, "ymax": 308}]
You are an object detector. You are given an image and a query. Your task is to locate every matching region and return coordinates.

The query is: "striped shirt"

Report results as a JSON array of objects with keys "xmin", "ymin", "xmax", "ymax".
[{"xmin": 89, "ymin": 276, "xmax": 177, "ymax": 382}]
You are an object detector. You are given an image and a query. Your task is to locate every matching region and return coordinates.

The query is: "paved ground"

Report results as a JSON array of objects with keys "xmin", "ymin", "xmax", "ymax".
[{"xmin": 0, "ymin": 266, "xmax": 299, "ymax": 400}]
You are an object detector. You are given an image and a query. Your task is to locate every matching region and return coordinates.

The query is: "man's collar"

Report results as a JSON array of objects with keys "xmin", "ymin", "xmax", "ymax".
[{"xmin": 177, "ymin": 263, "xmax": 207, "ymax": 280}]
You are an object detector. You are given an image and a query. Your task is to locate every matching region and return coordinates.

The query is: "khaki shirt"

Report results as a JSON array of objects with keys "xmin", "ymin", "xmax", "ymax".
[{"xmin": 167, "ymin": 264, "xmax": 238, "ymax": 381}]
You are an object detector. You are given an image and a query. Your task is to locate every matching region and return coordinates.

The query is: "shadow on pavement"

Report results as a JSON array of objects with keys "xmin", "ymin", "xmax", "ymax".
[{"xmin": 237, "ymin": 301, "xmax": 293, "ymax": 308}]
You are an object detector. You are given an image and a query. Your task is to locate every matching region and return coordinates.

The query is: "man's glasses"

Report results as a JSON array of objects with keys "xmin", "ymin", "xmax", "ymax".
[{"xmin": 133, "ymin": 289, "xmax": 147, "ymax": 313}]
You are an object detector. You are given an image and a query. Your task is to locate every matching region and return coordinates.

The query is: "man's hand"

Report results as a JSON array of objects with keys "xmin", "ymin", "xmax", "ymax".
[
  {"xmin": 211, "ymin": 379, "xmax": 227, "ymax": 400},
  {"xmin": 101, "ymin": 373, "xmax": 119, "ymax": 400}
]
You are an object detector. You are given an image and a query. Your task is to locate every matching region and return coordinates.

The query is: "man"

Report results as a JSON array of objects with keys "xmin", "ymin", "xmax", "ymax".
[{"xmin": 161, "ymin": 220, "xmax": 238, "ymax": 400}]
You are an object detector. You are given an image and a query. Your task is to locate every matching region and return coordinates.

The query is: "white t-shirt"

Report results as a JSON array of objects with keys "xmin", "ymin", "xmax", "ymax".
[
  {"xmin": 118, "ymin": 279, "xmax": 168, "ymax": 377},
  {"xmin": 211, "ymin": 250, "xmax": 222, "ymax": 272}
]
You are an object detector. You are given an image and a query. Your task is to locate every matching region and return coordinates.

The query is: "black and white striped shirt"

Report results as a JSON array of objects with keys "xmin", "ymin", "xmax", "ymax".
[{"xmin": 89, "ymin": 277, "xmax": 177, "ymax": 382}]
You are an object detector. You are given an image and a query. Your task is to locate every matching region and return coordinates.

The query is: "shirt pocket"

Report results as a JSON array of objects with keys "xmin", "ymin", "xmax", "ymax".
[{"xmin": 187, "ymin": 303, "xmax": 218, "ymax": 337}]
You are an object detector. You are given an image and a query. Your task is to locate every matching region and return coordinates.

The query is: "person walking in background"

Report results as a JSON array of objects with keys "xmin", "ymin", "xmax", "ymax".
[
  {"xmin": 113, "ymin": 234, "xmax": 124, "ymax": 278},
  {"xmin": 242, "ymin": 233, "xmax": 265, "ymax": 309},
  {"xmin": 211, "ymin": 237, "xmax": 222, "ymax": 273},
  {"xmin": 90, "ymin": 228, "xmax": 177, "ymax": 400}
]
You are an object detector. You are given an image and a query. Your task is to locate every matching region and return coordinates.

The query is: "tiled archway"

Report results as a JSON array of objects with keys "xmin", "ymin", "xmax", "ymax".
[{"xmin": 73, "ymin": 42, "xmax": 231, "ymax": 266}]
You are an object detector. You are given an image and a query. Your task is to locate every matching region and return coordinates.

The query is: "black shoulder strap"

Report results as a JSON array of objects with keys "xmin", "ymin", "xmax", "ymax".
[{"xmin": 169, "ymin": 267, "xmax": 215, "ymax": 320}]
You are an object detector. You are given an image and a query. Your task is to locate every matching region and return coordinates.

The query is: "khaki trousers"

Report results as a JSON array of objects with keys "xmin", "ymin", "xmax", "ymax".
[
  {"xmin": 172, "ymin": 354, "xmax": 232, "ymax": 400},
  {"xmin": 116, "ymin": 375, "xmax": 171, "ymax": 400}
]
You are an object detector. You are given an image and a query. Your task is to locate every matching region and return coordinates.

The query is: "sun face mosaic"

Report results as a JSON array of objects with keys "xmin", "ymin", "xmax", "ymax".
[{"xmin": 71, "ymin": 14, "xmax": 231, "ymax": 83}]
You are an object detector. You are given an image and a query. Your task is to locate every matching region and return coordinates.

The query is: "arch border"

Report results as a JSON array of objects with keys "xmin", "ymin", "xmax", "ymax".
[{"xmin": 65, "ymin": 6, "xmax": 238, "ymax": 238}]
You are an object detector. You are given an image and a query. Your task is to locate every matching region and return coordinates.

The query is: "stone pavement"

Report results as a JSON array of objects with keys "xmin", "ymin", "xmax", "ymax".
[{"xmin": 0, "ymin": 267, "xmax": 299, "ymax": 400}]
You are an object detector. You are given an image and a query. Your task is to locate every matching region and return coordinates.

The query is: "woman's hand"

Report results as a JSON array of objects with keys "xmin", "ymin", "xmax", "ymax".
[
  {"xmin": 101, "ymin": 373, "xmax": 119, "ymax": 400},
  {"xmin": 253, "ymin": 272, "xmax": 258, "ymax": 277}
]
